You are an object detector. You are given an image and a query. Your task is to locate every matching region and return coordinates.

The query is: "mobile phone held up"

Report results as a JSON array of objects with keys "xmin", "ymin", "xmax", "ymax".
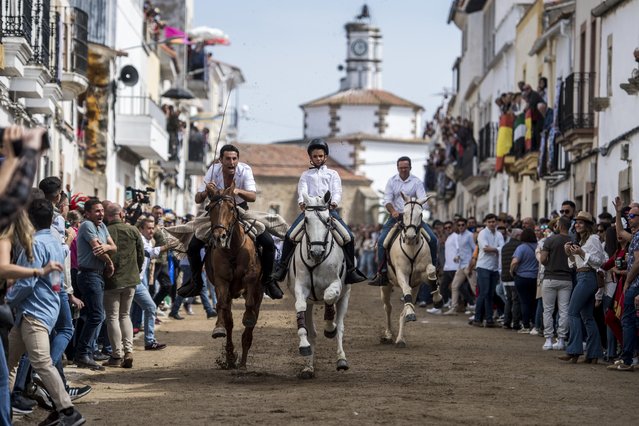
[{"xmin": 0, "ymin": 127, "xmax": 50, "ymax": 155}]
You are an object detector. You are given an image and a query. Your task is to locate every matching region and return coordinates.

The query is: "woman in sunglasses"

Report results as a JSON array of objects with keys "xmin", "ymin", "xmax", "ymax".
[{"xmin": 560, "ymin": 211, "xmax": 606, "ymax": 363}]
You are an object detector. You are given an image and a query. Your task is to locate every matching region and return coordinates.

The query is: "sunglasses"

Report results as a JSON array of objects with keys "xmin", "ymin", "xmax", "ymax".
[
  {"xmin": 629, "ymin": 213, "xmax": 638, "ymax": 219},
  {"xmin": 597, "ymin": 229, "xmax": 605, "ymax": 233},
  {"xmin": 457, "ymin": 223, "xmax": 466, "ymax": 227},
  {"xmin": 559, "ymin": 209, "xmax": 571, "ymax": 214},
  {"xmin": 444, "ymin": 226, "xmax": 453, "ymax": 230}
]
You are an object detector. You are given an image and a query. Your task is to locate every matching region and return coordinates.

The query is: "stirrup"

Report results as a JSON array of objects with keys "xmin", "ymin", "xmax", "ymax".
[
  {"xmin": 368, "ymin": 271, "xmax": 388, "ymax": 287},
  {"xmin": 263, "ymin": 279, "xmax": 283, "ymax": 300},
  {"xmin": 345, "ymin": 268, "xmax": 368, "ymax": 284}
]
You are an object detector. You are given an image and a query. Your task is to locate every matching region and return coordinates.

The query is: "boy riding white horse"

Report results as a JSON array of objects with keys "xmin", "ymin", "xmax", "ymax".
[{"xmin": 271, "ymin": 138, "xmax": 367, "ymax": 285}]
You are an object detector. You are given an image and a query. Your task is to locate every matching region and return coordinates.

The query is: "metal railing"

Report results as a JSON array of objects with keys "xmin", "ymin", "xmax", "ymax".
[
  {"xmin": 0, "ymin": 0, "xmax": 33, "ymax": 41},
  {"xmin": 29, "ymin": 0, "xmax": 51, "ymax": 67},
  {"xmin": 460, "ymin": 141, "xmax": 477, "ymax": 180},
  {"xmin": 559, "ymin": 72, "xmax": 596, "ymax": 133},
  {"xmin": 117, "ymin": 95, "xmax": 167, "ymax": 127}
]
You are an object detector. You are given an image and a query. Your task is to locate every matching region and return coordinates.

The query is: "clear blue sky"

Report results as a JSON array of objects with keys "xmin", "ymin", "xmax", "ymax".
[{"xmin": 193, "ymin": 0, "xmax": 460, "ymax": 143}]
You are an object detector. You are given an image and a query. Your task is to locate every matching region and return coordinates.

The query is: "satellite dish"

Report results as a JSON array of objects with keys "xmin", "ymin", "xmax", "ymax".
[{"xmin": 119, "ymin": 65, "xmax": 139, "ymax": 87}]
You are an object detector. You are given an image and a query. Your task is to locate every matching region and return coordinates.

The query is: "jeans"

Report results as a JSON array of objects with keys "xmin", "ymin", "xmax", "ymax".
[
  {"xmin": 439, "ymin": 271, "xmax": 455, "ymax": 305},
  {"xmin": 133, "ymin": 281, "xmax": 157, "ymax": 346},
  {"xmin": 359, "ymin": 250, "xmax": 376, "ymax": 278},
  {"xmin": 0, "ymin": 337, "xmax": 10, "ymax": 425},
  {"xmin": 76, "ymin": 271, "xmax": 106, "ymax": 358},
  {"xmin": 514, "ymin": 276, "xmax": 537, "ymax": 328},
  {"xmin": 416, "ymin": 282, "xmax": 432, "ymax": 304},
  {"xmin": 171, "ymin": 267, "xmax": 216, "ymax": 316},
  {"xmin": 376, "ymin": 217, "xmax": 437, "ymax": 271},
  {"xmin": 620, "ymin": 285, "xmax": 639, "ymax": 365},
  {"xmin": 566, "ymin": 272, "xmax": 603, "ymax": 358},
  {"xmin": 542, "ymin": 279, "xmax": 572, "ymax": 339},
  {"xmin": 602, "ymin": 294, "xmax": 618, "ymax": 358},
  {"xmin": 51, "ymin": 291, "xmax": 74, "ymax": 365},
  {"xmin": 503, "ymin": 284, "xmax": 521, "ymax": 328},
  {"xmin": 475, "ymin": 267, "xmax": 499, "ymax": 323}
]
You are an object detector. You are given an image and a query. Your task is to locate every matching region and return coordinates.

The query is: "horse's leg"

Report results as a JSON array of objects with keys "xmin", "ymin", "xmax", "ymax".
[
  {"xmin": 380, "ymin": 285, "xmax": 393, "ymax": 344},
  {"xmin": 212, "ymin": 282, "xmax": 230, "ymax": 339},
  {"xmin": 294, "ymin": 281, "xmax": 312, "ymax": 356},
  {"xmin": 224, "ymin": 300, "xmax": 236, "ymax": 368},
  {"xmin": 335, "ymin": 286, "xmax": 351, "ymax": 371},
  {"xmin": 323, "ymin": 302, "xmax": 337, "ymax": 339},
  {"xmin": 239, "ymin": 275, "xmax": 262, "ymax": 370},
  {"xmin": 396, "ymin": 272, "xmax": 414, "ymax": 348}
]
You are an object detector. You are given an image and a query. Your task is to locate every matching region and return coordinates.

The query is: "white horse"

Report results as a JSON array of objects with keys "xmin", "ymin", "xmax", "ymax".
[
  {"xmin": 381, "ymin": 193, "xmax": 438, "ymax": 347},
  {"xmin": 286, "ymin": 192, "xmax": 350, "ymax": 379}
]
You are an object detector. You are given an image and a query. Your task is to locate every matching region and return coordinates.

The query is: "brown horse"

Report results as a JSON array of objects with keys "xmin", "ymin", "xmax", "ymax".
[{"xmin": 204, "ymin": 182, "xmax": 263, "ymax": 369}]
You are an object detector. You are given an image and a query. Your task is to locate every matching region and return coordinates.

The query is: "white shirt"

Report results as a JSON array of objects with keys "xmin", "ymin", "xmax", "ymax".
[
  {"xmin": 198, "ymin": 162, "xmax": 256, "ymax": 205},
  {"xmin": 141, "ymin": 235, "xmax": 161, "ymax": 281},
  {"xmin": 476, "ymin": 228, "xmax": 504, "ymax": 271},
  {"xmin": 567, "ymin": 234, "xmax": 606, "ymax": 270},
  {"xmin": 297, "ymin": 165, "xmax": 342, "ymax": 206},
  {"xmin": 443, "ymin": 233, "xmax": 459, "ymax": 271},
  {"xmin": 383, "ymin": 173, "xmax": 426, "ymax": 213},
  {"xmin": 456, "ymin": 230, "xmax": 475, "ymax": 268}
]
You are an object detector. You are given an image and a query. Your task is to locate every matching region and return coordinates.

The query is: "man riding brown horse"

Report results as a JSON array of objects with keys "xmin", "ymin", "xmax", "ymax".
[{"xmin": 178, "ymin": 144, "xmax": 283, "ymax": 299}]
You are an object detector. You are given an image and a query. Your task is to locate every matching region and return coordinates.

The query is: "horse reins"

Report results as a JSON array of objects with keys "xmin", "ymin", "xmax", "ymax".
[
  {"xmin": 208, "ymin": 194, "xmax": 241, "ymax": 248},
  {"xmin": 300, "ymin": 205, "xmax": 337, "ymax": 301},
  {"xmin": 389, "ymin": 200, "xmax": 425, "ymax": 282}
]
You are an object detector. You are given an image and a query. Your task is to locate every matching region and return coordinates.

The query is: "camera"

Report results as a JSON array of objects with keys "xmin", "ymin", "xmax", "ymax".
[
  {"xmin": 0, "ymin": 127, "xmax": 50, "ymax": 155},
  {"xmin": 124, "ymin": 186, "xmax": 155, "ymax": 225}
]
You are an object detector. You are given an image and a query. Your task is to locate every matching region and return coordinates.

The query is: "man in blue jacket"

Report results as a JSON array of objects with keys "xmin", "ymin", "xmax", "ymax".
[{"xmin": 6, "ymin": 199, "xmax": 85, "ymax": 426}]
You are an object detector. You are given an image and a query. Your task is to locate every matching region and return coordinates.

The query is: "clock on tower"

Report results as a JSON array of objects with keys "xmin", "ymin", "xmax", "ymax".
[{"xmin": 350, "ymin": 39, "xmax": 368, "ymax": 56}]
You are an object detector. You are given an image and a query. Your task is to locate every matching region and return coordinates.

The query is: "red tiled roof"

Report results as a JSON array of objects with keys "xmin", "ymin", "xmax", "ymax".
[
  {"xmin": 301, "ymin": 88, "xmax": 423, "ymax": 109},
  {"xmin": 238, "ymin": 143, "xmax": 370, "ymax": 183}
]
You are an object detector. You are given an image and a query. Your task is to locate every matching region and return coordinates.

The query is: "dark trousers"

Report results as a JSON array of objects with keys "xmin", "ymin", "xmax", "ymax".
[
  {"xmin": 514, "ymin": 276, "xmax": 537, "ymax": 328},
  {"xmin": 75, "ymin": 271, "xmax": 105, "ymax": 358},
  {"xmin": 504, "ymin": 285, "xmax": 522, "ymax": 328},
  {"xmin": 153, "ymin": 262, "xmax": 173, "ymax": 306}
]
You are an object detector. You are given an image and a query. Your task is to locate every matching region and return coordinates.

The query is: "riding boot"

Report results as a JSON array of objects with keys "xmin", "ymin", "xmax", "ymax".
[
  {"xmin": 343, "ymin": 240, "xmax": 368, "ymax": 284},
  {"xmin": 368, "ymin": 256, "xmax": 388, "ymax": 287},
  {"xmin": 178, "ymin": 238, "xmax": 205, "ymax": 298},
  {"xmin": 258, "ymin": 235, "xmax": 283, "ymax": 299},
  {"xmin": 271, "ymin": 238, "xmax": 296, "ymax": 282}
]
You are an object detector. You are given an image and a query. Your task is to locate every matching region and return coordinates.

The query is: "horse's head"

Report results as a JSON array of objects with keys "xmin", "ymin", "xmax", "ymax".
[
  {"xmin": 400, "ymin": 193, "xmax": 431, "ymax": 244},
  {"xmin": 302, "ymin": 191, "xmax": 332, "ymax": 262},
  {"xmin": 207, "ymin": 182, "xmax": 238, "ymax": 249}
]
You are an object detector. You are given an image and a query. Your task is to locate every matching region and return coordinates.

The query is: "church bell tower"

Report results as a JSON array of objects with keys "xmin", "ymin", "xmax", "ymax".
[{"xmin": 341, "ymin": 4, "xmax": 383, "ymax": 90}]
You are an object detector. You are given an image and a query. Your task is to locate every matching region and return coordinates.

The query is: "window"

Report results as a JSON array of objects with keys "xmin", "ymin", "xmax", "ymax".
[{"xmin": 482, "ymin": 1, "xmax": 496, "ymax": 71}]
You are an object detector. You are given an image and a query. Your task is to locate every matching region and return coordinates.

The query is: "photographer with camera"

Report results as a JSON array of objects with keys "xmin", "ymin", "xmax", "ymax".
[{"xmin": 124, "ymin": 187, "xmax": 155, "ymax": 226}]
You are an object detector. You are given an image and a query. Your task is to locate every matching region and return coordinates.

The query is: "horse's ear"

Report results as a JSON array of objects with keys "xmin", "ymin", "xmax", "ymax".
[
  {"xmin": 417, "ymin": 195, "xmax": 432, "ymax": 206},
  {"xmin": 323, "ymin": 191, "xmax": 331, "ymax": 204},
  {"xmin": 401, "ymin": 192, "xmax": 409, "ymax": 203}
]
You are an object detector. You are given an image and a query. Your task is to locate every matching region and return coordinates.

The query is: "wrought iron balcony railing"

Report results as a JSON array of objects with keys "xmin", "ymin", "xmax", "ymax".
[
  {"xmin": 559, "ymin": 72, "xmax": 596, "ymax": 133},
  {"xmin": 478, "ymin": 122, "xmax": 498, "ymax": 163},
  {"xmin": 52, "ymin": 6, "xmax": 88, "ymax": 78},
  {"xmin": 29, "ymin": 0, "xmax": 51, "ymax": 67},
  {"xmin": 0, "ymin": 0, "xmax": 33, "ymax": 41}
]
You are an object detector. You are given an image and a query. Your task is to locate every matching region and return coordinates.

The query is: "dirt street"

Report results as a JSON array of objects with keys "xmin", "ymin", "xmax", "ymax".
[{"xmin": 14, "ymin": 284, "xmax": 639, "ymax": 425}]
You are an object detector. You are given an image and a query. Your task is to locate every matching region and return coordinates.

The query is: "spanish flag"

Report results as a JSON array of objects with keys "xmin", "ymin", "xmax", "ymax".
[
  {"xmin": 525, "ymin": 108, "xmax": 533, "ymax": 152},
  {"xmin": 495, "ymin": 112, "xmax": 514, "ymax": 172}
]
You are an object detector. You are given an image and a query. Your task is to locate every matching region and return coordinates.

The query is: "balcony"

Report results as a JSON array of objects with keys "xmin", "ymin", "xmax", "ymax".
[
  {"xmin": 0, "ymin": 0, "xmax": 34, "ymax": 77},
  {"xmin": 116, "ymin": 96, "xmax": 169, "ymax": 161},
  {"xmin": 70, "ymin": 0, "xmax": 114, "ymax": 48},
  {"xmin": 55, "ymin": 6, "xmax": 89, "ymax": 99},
  {"xmin": 558, "ymin": 72, "xmax": 596, "ymax": 153},
  {"xmin": 185, "ymin": 127, "xmax": 208, "ymax": 175},
  {"xmin": 186, "ymin": 47, "xmax": 208, "ymax": 99}
]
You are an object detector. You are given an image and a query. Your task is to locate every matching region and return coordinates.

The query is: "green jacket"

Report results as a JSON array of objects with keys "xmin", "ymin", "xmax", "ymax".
[
  {"xmin": 105, "ymin": 219, "xmax": 144, "ymax": 290},
  {"xmin": 153, "ymin": 227, "xmax": 168, "ymax": 264}
]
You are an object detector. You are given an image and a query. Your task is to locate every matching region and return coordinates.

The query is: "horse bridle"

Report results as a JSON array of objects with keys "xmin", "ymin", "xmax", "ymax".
[
  {"xmin": 208, "ymin": 194, "xmax": 239, "ymax": 242},
  {"xmin": 303, "ymin": 205, "xmax": 333, "ymax": 258},
  {"xmin": 399, "ymin": 200, "xmax": 422, "ymax": 238}
]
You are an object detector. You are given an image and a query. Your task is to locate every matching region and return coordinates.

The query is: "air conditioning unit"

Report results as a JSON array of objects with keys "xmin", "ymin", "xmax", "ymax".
[{"xmin": 621, "ymin": 143, "xmax": 630, "ymax": 161}]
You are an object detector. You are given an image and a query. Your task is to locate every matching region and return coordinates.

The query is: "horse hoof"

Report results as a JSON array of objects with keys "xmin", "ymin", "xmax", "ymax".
[
  {"xmin": 396, "ymin": 341, "xmax": 407, "ymax": 349},
  {"xmin": 211, "ymin": 327, "xmax": 226, "ymax": 339},
  {"xmin": 336, "ymin": 359, "xmax": 349, "ymax": 371},
  {"xmin": 380, "ymin": 337, "xmax": 393, "ymax": 345},
  {"xmin": 324, "ymin": 328, "xmax": 337, "ymax": 339},
  {"xmin": 405, "ymin": 313, "xmax": 417, "ymax": 322},
  {"xmin": 299, "ymin": 346, "xmax": 313, "ymax": 356},
  {"xmin": 298, "ymin": 370, "xmax": 315, "ymax": 380}
]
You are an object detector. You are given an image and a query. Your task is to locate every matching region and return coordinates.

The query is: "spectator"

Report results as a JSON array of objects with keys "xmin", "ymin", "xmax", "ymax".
[
  {"xmin": 560, "ymin": 211, "xmax": 605, "ymax": 364},
  {"xmin": 6, "ymin": 198, "xmax": 85, "ymax": 425},
  {"xmin": 511, "ymin": 228, "xmax": 539, "ymax": 333},
  {"xmin": 150, "ymin": 206, "xmax": 173, "ymax": 309},
  {"xmin": 539, "ymin": 217, "xmax": 573, "ymax": 351},
  {"xmin": 444, "ymin": 217, "xmax": 476, "ymax": 315},
  {"xmin": 473, "ymin": 214, "xmax": 504, "ymax": 327},
  {"xmin": 103, "ymin": 204, "xmax": 144, "ymax": 368},
  {"xmin": 74, "ymin": 198, "xmax": 116, "ymax": 371},
  {"xmin": 500, "ymin": 228, "xmax": 522, "ymax": 330}
]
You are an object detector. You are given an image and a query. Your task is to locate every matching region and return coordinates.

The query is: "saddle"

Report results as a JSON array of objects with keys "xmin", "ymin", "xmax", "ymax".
[
  {"xmin": 289, "ymin": 216, "xmax": 351, "ymax": 246},
  {"xmin": 382, "ymin": 223, "xmax": 430, "ymax": 250}
]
